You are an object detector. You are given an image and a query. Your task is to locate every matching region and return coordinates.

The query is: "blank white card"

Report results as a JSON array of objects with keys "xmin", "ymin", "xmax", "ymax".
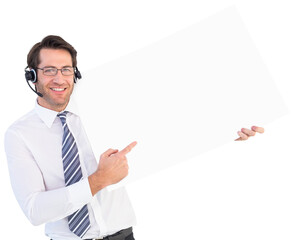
[{"xmin": 73, "ymin": 6, "xmax": 287, "ymax": 189}]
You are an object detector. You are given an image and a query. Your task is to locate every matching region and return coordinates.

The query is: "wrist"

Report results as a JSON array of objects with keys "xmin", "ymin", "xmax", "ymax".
[{"xmin": 88, "ymin": 170, "xmax": 108, "ymax": 196}]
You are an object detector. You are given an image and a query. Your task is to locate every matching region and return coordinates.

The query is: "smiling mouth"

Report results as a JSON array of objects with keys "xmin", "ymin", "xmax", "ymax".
[{"xmin": 51, "ymin": 88, "xmax": 66, "ymax": 92}]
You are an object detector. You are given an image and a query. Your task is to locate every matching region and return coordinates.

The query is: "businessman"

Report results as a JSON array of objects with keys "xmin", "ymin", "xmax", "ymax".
[{"xmin": 4, "ymin": 35, "xmax": 263, "ymax": 240}]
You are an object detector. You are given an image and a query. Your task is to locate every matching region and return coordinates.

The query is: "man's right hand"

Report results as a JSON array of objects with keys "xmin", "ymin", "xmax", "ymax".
[{"xmin": 88, "ymin": 141, "xmax": 137, "ymax": 195}]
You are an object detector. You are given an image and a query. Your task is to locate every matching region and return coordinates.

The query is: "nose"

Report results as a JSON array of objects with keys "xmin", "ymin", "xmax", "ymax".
[{"xmin": 52, "ymin": 70, "xmax": 65, "ymax": 84}]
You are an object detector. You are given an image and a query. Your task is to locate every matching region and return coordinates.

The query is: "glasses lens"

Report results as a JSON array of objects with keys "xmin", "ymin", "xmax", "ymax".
[
  {"xmin": 43, "ymin": 67, "xmax": 57, "ymax": 76},
  {"xmin": 61, "ymin": 67, "xmax": 74, "ymax": 76}
]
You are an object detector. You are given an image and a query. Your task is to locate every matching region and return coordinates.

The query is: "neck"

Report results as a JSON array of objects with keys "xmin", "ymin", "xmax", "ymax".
[{"xmin": 37, "ymin": 97, "xmax": 69, "ymax": 112}]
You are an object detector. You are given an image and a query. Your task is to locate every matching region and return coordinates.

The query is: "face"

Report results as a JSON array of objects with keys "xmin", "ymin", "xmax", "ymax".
[{"xmin": 35, "ymin": 48, "xmax": 74, "ymax": 112}]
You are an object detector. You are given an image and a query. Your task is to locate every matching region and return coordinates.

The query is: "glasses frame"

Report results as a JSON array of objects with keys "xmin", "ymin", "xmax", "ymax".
[{"xmin": 36, "ymin": 66, "xmax": 75, "ymax": 76}]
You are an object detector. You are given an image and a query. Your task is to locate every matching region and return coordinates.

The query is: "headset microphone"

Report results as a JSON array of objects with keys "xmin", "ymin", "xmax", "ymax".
[{"xmin": 26, "ymin": 79, "xmax": 43, "ymax": 97}]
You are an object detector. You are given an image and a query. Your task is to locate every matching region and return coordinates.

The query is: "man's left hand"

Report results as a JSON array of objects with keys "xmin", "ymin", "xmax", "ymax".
[{"xmin": 235, "ymin": 126, "xmax": 264, "ymax": 141}]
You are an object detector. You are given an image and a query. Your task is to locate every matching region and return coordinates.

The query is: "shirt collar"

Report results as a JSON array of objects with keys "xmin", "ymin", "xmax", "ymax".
[{"xmin": 35, "ymin": 97, "xmax": 80, "ymax": 128}]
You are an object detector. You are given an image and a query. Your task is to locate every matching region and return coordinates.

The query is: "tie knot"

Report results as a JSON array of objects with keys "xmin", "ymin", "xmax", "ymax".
[{"xmin": 57, "ymin": 111, "xmax": 68, "ymax": 125}]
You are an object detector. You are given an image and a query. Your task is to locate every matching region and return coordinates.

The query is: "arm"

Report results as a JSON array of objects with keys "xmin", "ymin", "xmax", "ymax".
[
  {"xmin": 4, "ymin": 129, "xmax": 92, "ymax": 226},
  {"xmin": 5, "ymin": 128, "xmax": 137, "ymax": 225}
]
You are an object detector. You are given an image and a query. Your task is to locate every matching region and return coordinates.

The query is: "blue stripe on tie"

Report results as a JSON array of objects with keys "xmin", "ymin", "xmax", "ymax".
[
  {"xmin": 62, "ymin": 131, "xmax": 73, "ymax": 150},
  {"xmin": 57, "ymin": 112, "xmax": 91, "ymax": 238},
  {"xmin": 62, "ymin": 140, "xmax": 76, "ymax": 160},
  {"xmin": 64, "ymin": 152, "xmax": 79, "ymax": 175},
  {"xmin": 78, "ymin": 219, "xmax": 91, "ymax": 238},
  {"xmin": 62, "ymin": 131, "xmax": 71, "ymax": 148},
  {"xmin": 69, "ymin": 205, "xmax": 88, "ymax": 227},
  {"xmin": 74, "ymin": 214, "xmax": 90, "ymax": 237},
  {"xmin": 64, "ymin": 157, "xmax": 79, "ymax": 180},
  {"xmin": 63, "ymin": 143, "xmax": 78, "ymax": 168},
  {"xmin": 65, "ymin": 165, "xmax": 81, "ymax": 186},
  {"xmin": 64, "ymin": 142, "xmax": 78, "ymax": 161},
  {"xmin": 67, "ymin": 168, "xmax": 82, "ymax": 186},
  {"xmin": 68, "ymin": 206, "xmax": 84, "ymax": 224},
  {"xmin": 63, "ymin": 149, "xmax": 78, "ymax": 171},
  {"xmin": 63, "ymin": 125, "xmax": 69, "ymax": 136}
]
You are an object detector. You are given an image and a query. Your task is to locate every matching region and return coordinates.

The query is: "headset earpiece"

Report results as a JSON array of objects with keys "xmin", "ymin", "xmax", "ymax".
[
  {"xmin": 24, "ymin": 67, "xmax": 43, "ymax": 97},
  {"xmin": 74, "ymin": 67, "xmax": 82, "ymax": 83},
  {"xmin": 24, "ymin": 67, "xmax": 37, "ymax": 83}
]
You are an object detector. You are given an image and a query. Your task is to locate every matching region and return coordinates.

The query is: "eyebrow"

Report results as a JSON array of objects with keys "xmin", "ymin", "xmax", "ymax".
[{"xmin": 42, "ymin": 65, "xmax": 73, "ymax": 68}]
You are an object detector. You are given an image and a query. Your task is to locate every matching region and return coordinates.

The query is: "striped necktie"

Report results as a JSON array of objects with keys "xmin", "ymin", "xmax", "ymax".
[{"xmin": 58, "ymin": 111, "xmax": 91, "ymax": 238}]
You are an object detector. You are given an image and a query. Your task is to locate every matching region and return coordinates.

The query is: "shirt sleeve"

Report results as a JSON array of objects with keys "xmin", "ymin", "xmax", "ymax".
[{"xmin": 4, "ymin": 128, "xmax": 93, "ymax": 226}]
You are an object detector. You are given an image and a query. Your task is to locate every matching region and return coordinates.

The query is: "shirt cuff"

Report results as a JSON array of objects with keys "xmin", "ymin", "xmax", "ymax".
[{"xmin": 67, "ymin": 178, "xmax": 93, "ymax": 208}]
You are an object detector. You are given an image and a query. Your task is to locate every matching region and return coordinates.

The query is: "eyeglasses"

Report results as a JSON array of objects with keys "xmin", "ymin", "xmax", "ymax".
[{"xmin": 37, "ymin": 67, "xmax": 75, "ymax": 76}]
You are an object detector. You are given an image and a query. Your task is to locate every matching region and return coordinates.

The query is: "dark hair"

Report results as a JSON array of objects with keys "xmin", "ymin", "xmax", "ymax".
[{"xmin": 27, "ymin": 35, "xmax": 77, "ymax": 69}]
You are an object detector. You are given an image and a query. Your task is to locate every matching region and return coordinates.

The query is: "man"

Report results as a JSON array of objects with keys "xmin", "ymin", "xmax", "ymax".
[
  {"xmin": 4, "ymin": 35, "xmax": 263, "ymax": 240},
  {"xmin": 5, "ymin": 35, "xmax": 137, "ymax": 240}
]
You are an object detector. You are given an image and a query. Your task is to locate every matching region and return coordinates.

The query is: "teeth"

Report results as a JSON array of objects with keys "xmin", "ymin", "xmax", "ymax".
[{"xmin": 51, "ymin": 88, "xmax": 65, "ymax": 92}]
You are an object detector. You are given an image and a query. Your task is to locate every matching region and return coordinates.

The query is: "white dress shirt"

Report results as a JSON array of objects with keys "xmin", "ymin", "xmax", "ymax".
[{"xmin": 4, "ymin": 100, "xmax": 136, "ymax": 240}]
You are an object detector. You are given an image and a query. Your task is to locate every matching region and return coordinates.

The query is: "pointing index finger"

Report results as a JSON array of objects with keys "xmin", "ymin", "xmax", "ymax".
[{"xmin": 120, "ymin": 141, "xmax": 137, "ymax": 155}]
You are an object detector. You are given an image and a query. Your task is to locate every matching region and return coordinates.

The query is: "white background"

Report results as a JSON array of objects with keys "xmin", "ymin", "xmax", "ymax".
[{"xmin": 0, "ymin": 0, "xmax": 293, "ymax": 239}]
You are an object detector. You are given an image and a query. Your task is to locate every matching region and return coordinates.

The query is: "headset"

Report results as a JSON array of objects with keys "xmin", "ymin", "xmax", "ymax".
[{"xmin": 24, "ymin": 66, "xmax": 82, "ymax": 97}]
